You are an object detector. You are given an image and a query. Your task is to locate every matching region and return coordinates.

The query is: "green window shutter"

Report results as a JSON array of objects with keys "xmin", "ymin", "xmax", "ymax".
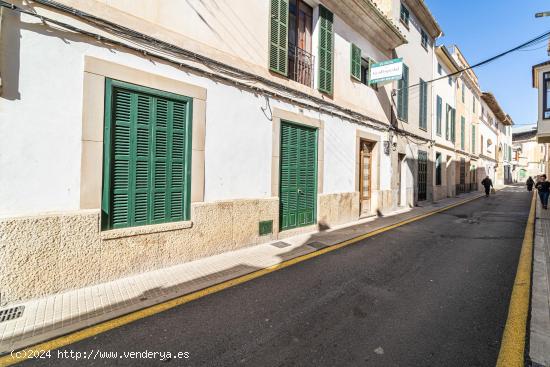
[
  {"xmin": 445, "ymin": 104, "xmax": 451, "ymax": 140},
  {"xmin": 472, "ymin": 125, "xmax": 476, "ymax": 153},
  {"xmin": 318, "ymin": 5, "xmax": 334, "ymax": 94},
  {"xmin": 398, "ymin": 64, "xmax": 409, "ymax": 121},
  {"xmin": 451, "ymin": 108, "xmax": 456, "ymax": 142},
  {"xmin": 436, "ymin": 95, "xmax": 442, "ymax": 136},
  {"xmin": 462, "ymin": 83, "xmax": 465, "ymax": 102},
  {"xmin": 110, "ymin": 88, "xmax": 133, "ymax": 228},
  {"xmin": 419, "ymin": 79, "xmax": 427, "ymax": 130},
  {"xmin": 103, "ymin": 80, "xmax": 192, "ymax": 230},
  {"xmin": 269, "ymin": 0, "xmax": 289, "ymax": 76},
  {"xmin": 350, "ymin": 43, "xmax": 361, "ymax": 80},
  {"xmin": 460, "ymin": 116, "xmax": 465, "ymax": 150}
]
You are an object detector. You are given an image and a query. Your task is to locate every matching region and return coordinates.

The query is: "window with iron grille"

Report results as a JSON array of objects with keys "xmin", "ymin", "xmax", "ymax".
[{"xmin": 435, "ymin": 153, "xmax": 442, "ymax": 186}]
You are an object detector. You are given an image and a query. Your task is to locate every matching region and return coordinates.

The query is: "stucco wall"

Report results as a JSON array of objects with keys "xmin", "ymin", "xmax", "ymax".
[
  {"xmin": 0, "ymin": 7, "xmax": 394, "ymax": 216},
  {"xmin": 0, "ymin": 199, "xmax": 279, "ymax": 305},
  {"xmin": 0, "ymin": 8, "xmax": 396, "ymax": 304}
]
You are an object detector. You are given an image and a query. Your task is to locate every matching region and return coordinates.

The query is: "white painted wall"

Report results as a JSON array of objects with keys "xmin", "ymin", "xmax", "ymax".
[
  {"xmin": 392, "ymin": 1, "xmax": 435, "ymax": 137},
  {"xmin": 432, "ymin": 53, "xmax": 456, "ymax": 148},
  {"xmin": 0, "ymin": 11, "xmax": 391, "ymax": 216}
]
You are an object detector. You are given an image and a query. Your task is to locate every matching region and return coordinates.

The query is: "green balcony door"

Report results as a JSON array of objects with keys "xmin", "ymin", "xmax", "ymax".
[{"xmin": 280, "ymin": 121, "xmax": 317, "ymax": 231}]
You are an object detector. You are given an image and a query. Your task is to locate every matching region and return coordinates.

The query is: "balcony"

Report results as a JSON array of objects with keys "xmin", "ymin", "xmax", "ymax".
[{"xmin": 288, "ymin": 44, "xmax": 314, "ymax": 88}]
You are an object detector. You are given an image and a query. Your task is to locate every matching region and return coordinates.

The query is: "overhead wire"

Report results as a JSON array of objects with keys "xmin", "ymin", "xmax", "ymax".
[
  {"xmin": 3, "ymin": 0, "xmax": 544, "ymax": 146},
  {"xmin": 405, "ymin": 30, "xmax": 550, "ymax": 90},
  {"xmin": 0, "ymin": 0, "xmax": 391, "ymax": 134}
]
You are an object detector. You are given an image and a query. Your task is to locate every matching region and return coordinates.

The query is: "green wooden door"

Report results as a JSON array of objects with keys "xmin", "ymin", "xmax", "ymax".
[{"xmin": 280, "ymin": 122, "xmax": 317, "ymax": 231}]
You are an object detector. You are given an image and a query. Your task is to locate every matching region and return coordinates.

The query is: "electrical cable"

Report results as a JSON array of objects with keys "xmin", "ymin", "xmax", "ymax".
[
  {"xmin": 404, "ymin": 30, "xmax": 550, "ymax": 90},
  {"xmin": 0, "ymin": 0, "xmax": 393, "ymax": 134}
]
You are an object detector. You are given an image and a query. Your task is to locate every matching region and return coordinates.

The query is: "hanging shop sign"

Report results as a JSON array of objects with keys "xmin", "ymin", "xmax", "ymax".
[{"xmin": 369, "ymin": 58, "xmax": 403, "ymax": 85}]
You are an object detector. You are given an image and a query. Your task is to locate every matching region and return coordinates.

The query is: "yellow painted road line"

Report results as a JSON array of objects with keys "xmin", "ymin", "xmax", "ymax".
[
  {"xmin": 0, "ymin": 193, "xmax": 486, "ymax": 367},
  {"xmin": 496, "ymin": 192, "xmax": 536, "ymax": 367}
]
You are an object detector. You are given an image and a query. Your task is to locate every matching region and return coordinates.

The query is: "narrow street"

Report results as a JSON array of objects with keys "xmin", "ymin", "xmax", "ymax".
[{"xmin": 21, "ymin": 187, "xmax": 532, "ymax": 367}]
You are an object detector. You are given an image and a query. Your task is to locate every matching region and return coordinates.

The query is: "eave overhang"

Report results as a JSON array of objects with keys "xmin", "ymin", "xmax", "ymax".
[
  {"xmin": 435, "ymin": 45, "xmax": 460, "ymax": 73},
  {"xmin": 532, "ymin": 60, "xmax": 550, "ymax": 88},
  {"xmin": 402, "ymin": 0, "xmax": 442, "ymax": 39},
  {"xmin": 481, "ymin": 92, "xmax": 512, "ymax": 125},
  {"xmin": 448, "ymin": 45, "xmax": 482, "ymax": 95},
  {"xmin": 324, "ymin": 0, "xmax": 407, "ymax": 53}
]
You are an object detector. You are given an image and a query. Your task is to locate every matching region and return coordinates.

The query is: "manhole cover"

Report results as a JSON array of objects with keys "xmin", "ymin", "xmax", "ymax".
[{"xmin": 270, "ymin": 241, "xmax": 291, "ymax": 248}]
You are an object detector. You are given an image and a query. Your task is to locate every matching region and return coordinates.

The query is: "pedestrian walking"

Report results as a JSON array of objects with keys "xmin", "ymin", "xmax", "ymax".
[
  {"xmin": 481, "ymin": 176, "xmax": 493, "ymax": 197},
  {"xmin": 526, "ymin": 176, "xmax": 535, "ymax": 192},
  {"xmin": 535, "ymin": 174, "xmax": 550, "ymax": 210}
]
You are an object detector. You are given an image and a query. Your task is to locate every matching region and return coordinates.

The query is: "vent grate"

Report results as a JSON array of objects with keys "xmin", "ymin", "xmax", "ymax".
[
  {"xmin": 259, "ymin": 220, "xmax": 273, "ymax": 236},
  {"xmin": 0, "ymin": 306, "xmax": 24, "ymax": 323}
]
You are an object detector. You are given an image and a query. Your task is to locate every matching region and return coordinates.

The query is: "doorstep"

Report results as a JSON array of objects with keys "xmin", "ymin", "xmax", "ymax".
[{"xmin": 0, "ymin": 191, "xmax": 485, "ymax": 354}]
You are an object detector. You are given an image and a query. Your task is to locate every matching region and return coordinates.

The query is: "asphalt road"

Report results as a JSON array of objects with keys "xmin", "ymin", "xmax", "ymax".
[{"xmin": 24, "ymin": 187, "xmax": 532, "ymax": 367}]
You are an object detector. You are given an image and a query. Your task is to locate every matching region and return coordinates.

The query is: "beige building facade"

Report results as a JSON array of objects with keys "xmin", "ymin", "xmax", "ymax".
[
  {"xmin": 431, "ymin": 45, "xmax": 458, "ymax": 200},
  {"xmin": 512, "ymin": 126, "xmax": 548, "ymax": 182},
  {"xmin": 0, "ymin": 0, "xmax": 409, "ymax": 305},
  {"xmin": 0, "ymin": 0, "xmax": 517, "ymax": 308},
  {"xmin": 373, "ymin": 0, "xmax": 442, "ymax": 205}
]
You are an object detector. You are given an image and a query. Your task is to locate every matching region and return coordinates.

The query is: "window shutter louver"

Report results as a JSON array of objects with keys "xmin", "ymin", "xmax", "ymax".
[
  {"xmin": 460, "ymin": 116, "xmax": 465, "ymax": 150},
  {"xmin": 419, "ymin": 79, "xmax": 427, "ymax": 129},
  {"xmin": 445, "ymin": 104, "xmax": 450, "ymax": 140},
  {"xmin": 472, "ymin": 126, "xmax": 476, "ymax": 153},
  {"xmin": 350, "ymin": 43, "xmax": 361, "ymax": 80},
  {"xmin": 269, "ymin": 0, "xmax": 289, "ymax": 76},
  {"xmin": 103, "ymin": 80, "xmax": 191, "ymax": 230},
  {"xmin": 436, "ymin": 95, "xmax": 442, "ymax": 135},
  {"xmin": 398, "ymin": 64, "xmax": 409, "ymax": 121},
  {"xmin": 318, "ymin": 5, "xmax": 333, "ymax": 94},
  {"xmin": 280, "ymin": 122, "xmax": 317, "ymax": 231},
  {"xmin": 111, "ymin": 88, "xmax": 133, "ymax": 228},
  {"xmin": 134, "ymin": 94, "xmax": 152, "ymax": 225},
  {"xmin": 451, "ymin": 108, "xmax": 456, "ymax": 142}
]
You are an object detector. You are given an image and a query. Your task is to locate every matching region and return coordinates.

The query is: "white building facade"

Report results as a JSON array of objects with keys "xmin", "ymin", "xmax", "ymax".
[
  {"xmin": 373, "ymin": 0, "xmax": 442, "ymax": 205},
  {"xmin": 0, "ymin": 0, "xmax": 408, "ymax": 304}
]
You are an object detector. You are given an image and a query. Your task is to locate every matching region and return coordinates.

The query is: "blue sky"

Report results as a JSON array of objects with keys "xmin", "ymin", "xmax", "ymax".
[{"xmin": 424, "ymin": 0, "xmax": 550, "ymax": 126}]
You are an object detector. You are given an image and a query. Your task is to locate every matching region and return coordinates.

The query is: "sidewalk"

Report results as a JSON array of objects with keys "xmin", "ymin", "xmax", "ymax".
[
  {"xmin": 0, "ymin": 190, "xmax": 485, "ymax": 354},
  {"xmin": 530, "ymin": 196, "xmax": 550, "ymax": 367}
]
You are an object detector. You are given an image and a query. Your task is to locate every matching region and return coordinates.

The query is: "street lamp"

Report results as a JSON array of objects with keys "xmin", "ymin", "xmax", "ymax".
[{"xmin": 536, "ymin": 11, "xmax": 550, "ymax": 18}]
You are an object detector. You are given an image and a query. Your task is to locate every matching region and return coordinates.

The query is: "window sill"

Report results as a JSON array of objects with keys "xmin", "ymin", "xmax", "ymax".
[
  {"xmin": 101, "ymin": 220, "xmax": 193, "ymax": 240},
  {"xmin": 400, "ymin": 18, "xmax": 410, "ymax": 30}
]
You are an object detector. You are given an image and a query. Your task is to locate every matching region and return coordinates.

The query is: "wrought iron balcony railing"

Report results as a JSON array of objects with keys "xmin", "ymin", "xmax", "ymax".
[{"xmin": 288, "ymin": 44, "xmax": 314, "ymax": 88}]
